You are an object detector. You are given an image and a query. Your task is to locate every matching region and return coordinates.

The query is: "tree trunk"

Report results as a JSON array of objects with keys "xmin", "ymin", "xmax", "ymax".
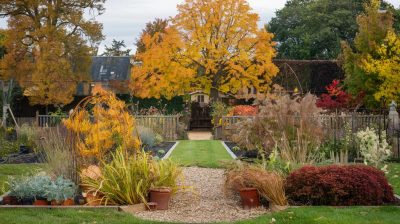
[{"xmin": 210, "ymin": 88, "xmax": 220, "ymax": 103}]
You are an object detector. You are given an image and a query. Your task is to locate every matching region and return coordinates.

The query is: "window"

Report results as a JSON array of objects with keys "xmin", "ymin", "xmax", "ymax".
[{"xmin": 197, "ymin": 95, "xmax": 205, "ymax": 103}]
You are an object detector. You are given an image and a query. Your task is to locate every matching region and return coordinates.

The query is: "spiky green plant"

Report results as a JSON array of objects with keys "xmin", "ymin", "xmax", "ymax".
[{"xmin": 80, "ymin": 149, "xmax": 181, "ymax": 205}]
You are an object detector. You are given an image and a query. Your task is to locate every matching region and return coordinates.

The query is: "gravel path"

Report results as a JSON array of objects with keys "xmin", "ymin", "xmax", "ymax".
[{"xmin": 134, "ymin": 167, "xmax": 268, "ymax": 223}]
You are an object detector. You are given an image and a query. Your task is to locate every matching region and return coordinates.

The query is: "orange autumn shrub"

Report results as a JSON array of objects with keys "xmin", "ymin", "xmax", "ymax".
[
  {"xmin": 231, "ymin": 105, "xmax": 258, "ymax": 116},
  {"xmin": 63, "ymin": 86, "xmax": 141, "ymax": 160}
]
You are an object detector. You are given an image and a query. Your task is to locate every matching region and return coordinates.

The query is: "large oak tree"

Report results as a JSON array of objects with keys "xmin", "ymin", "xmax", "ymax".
[
  {"xmin": 131, "ymin": 0, "xmax": 278, "ymax": 101},
  {"xmin": 0, "ymin": 0, "xmax": 105, "ymax": 106}
]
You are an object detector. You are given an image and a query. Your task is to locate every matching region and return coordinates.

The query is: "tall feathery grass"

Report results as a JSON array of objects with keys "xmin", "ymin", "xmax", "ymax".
[{"xmin": 225, "ymin": 163, "xmax": 288, "ymax": 206}]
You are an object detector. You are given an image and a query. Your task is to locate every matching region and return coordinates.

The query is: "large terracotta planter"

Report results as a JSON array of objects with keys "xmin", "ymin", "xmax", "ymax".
[
  {"xmin": 33, "ymin": 199, "xmax": 49, "ymax": 206},
  {"xmin": 239, "ymin": 188, "xmax": 260, "ymax": 209},
  {"xmin": 149, "ymin": 188, "xmax": 172, "ymax": 210}
]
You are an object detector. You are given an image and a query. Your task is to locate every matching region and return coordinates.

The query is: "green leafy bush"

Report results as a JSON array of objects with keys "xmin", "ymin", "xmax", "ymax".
[{"xmin": 46, "ymin": 176, "xmax": 76, "ymax": 202}]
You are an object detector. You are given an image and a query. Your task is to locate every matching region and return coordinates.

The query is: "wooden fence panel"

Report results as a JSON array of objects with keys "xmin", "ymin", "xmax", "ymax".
[
  {"xmin": 33, "ymin": 115, "xmax": 180, "ymax": 140},
  {"xmin": 135, "ymin": 115, "xmax": 180, "ymax": 141},
  {"xmin": 218, "ymin": 114, "xmax": 388, "ymax": 142}
]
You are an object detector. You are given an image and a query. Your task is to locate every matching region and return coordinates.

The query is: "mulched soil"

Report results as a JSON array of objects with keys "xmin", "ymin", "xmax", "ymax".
[
  {"xmin": 224, "ymin": 141, "xmax": 260, "ymax": 161},
  {"xmin": 145, "ymin": 142, "xmax": 176, "ymax": 158}
]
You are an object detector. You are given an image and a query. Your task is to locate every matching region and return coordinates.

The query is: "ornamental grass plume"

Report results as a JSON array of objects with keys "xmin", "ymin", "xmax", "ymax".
[{"xmin": 225, "ymin": 163, "xmax": 287, "ymax": 206}]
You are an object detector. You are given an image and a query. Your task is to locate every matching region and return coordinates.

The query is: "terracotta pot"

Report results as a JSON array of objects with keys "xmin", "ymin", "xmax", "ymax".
[
  {"xmin": 85, "ymin": 192, "xmax": 102, "ymax": 206},
  {"xmin": 146, "ymin": 202, "xmax": 158, "ymax": 211},
  {"xmin": 63, "ymin": 198, "xmax": 74, "ymax": 206},
  {"xmin": 2, "ymin": 196, "xmax": 18, "ymax": 205},
  {"xmin": 51, "ymin": 200, "xmax": 63, "ymax": 206},
  {"xmin": 33, "ymin": 199, "xmax": 49, "ymax": 206},
  {"xmin": 239, "ymin": 188, "xmax": 260, "ymax": 209},
  {"xmin": 149, "ymin": 187, "xmax": 172, "ymax": 210}
]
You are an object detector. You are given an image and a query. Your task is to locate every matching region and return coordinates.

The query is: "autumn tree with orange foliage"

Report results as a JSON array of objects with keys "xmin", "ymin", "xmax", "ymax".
[
  {"xmin": 64, "ymin": 86, "xmax": 141, "ymax": 162},
  {"xmin": 131, "ymin": 0, "xmax": 279, "ymax": 101},
  {"xmin": 0, "ymin": 0, "xmax": 104, "ymax": 106}
]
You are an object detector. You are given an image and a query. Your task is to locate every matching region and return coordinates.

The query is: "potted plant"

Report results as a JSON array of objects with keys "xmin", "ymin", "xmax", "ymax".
[
  {"xmin": 29, "ymin": 175, "xmax": 52, "ymax": 206},
  {"xmin": 80, "ymin": 165, "xmax": 103, "ymax": 206},
  {"xmin": 8, "ymin": 177, "xmax": 34, "ymax": 205},
  {"xmin": 46, "ymin": 177, "xmax": 76, "ymax": 206},
  {"xmin": 149, "ymin": 187, "xmax": 172, "ymax": 210}
]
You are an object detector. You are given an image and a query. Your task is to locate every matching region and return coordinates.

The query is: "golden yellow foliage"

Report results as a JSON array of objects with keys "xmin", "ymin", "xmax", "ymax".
[
  {"xmin": 131, "ymin": 28, "xmax": 195, "ymax": 99},
  {"xmin": 0, "ymin": 1, "xmax": 104, "ymax": 106},
  {"xmin": 63, "ymin": 86, "xmax": 141, "ymax": 160},
  {"xmin": 131, "ymin": 0, "xmax": 278, "ymax": 101},
  {"xmin": 362, "ymin": 30, "xmax": 400, "ymax": 102}
]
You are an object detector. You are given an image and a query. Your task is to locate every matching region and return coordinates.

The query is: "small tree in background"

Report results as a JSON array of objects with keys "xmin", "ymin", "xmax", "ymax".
[
  {"xmin": 342, "ymin": 0, "xmax": 397, "ymax": 107},
  {"xmin": 316, "ymin": 80, "xmax": 352, "ymax": 110},
  {"xmin": 102, "ymin": 39, "xmax": 131, "ymax": 56}
]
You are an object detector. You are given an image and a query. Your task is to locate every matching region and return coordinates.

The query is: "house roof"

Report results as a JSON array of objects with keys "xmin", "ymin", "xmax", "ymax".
[{"xmin": 90, "ymin": 56, "xmax": 131, "ymax": 82}]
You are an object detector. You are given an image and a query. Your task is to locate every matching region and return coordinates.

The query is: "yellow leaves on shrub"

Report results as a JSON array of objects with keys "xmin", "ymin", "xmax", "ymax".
[
  {"xmin": 64, "ymin": 86, "xmax": 140, "ymax": 160},
  {"xmin": 361, "ymin": 30, "xmax": 400, "ymax": 102}
]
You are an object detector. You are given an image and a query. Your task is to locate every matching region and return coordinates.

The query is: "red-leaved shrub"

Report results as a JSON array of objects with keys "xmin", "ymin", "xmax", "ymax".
[
  {"xmin": 231, "ymin": 105, "xmax": 258, "ymax": 116},
  {"xmin": 285, "ymin": 165, "xmax": 395, "ymax": 206}
]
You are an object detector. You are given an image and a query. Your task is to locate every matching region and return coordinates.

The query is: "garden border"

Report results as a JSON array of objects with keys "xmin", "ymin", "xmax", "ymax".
[
  {"xmin": 221, "ymin": 141, "xmax": 237, "ymax": 159},
  {"xmin": 162, "ymin": 141, "xmax": 179, "ymax": 160}
]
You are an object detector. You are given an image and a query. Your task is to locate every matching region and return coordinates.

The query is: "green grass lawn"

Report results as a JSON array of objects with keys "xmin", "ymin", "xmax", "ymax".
[
  {"xmin": 388, "ymin": 163, "xmax": 400, "ymax": 195},
  {"xmin": 0, "ymin": 207, "xmax": 399, "ymax": 224},
  {"xmin": 169, "ymin": 140, "xmax": 233, "ymax": 168},
  {"xmin": 1, "ymin": 163, "xmax": 400, "ymax": 224},
  {"xmin": 0, "ymin": 163, "xmax": 44, "ymax": 195}
]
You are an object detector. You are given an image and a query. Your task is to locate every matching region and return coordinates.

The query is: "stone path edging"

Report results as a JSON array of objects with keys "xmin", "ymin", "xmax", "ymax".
[
  {"xmin": 221, "ymin": 141, "xmax": 237, "ymax": 159},
  {"xmin": 162, "ymin": 141, "xmax": 179, "ymax": 160}
]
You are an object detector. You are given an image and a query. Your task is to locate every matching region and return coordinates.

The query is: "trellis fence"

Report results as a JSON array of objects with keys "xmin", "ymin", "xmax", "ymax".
[{"xmin": 34, "ymin": 114, "xmax": 180, "ymax": 140}]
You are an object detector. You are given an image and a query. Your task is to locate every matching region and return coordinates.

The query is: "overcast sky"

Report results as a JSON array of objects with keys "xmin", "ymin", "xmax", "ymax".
[{"xmin": 1, "ymin": 0, "xmax": 400, "ymax": 53}]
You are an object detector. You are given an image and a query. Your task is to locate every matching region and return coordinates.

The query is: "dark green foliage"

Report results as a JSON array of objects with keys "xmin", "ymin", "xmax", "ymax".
[
  {"xmin": 101, "ymin": 39, "xmax": 131, "ymax": 56},
  {"xmin": 0, "ymin": 29, "xmax": 5, "ymax": 59},
  {"xmin": 130, "ymin": 96, "xmax": 185, "ymax": 115},
  {"xmin": 269, "ymin": 0, "xmax": 398, "ymax": 60}
]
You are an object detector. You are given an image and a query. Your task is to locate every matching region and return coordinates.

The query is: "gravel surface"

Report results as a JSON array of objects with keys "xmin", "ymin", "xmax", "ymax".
[{"xmin": 134, "ymin": 167, "xmax": 268, "ymax": 223}]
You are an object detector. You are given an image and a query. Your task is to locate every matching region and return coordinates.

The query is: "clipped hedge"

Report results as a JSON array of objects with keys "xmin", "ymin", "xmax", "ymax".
[{"xmin": 285, "ymin": 165, "xmax": 395, "ymax": 206}]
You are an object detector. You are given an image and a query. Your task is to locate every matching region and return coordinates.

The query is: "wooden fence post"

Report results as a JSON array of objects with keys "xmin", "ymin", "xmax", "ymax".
[
  {"xmin": 36, "ymin": 111, "xmax": 39, "ymax": 127},
  {"xmin": 388, "ymin": 101, "xmax": 400, "ymax": 158}
]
